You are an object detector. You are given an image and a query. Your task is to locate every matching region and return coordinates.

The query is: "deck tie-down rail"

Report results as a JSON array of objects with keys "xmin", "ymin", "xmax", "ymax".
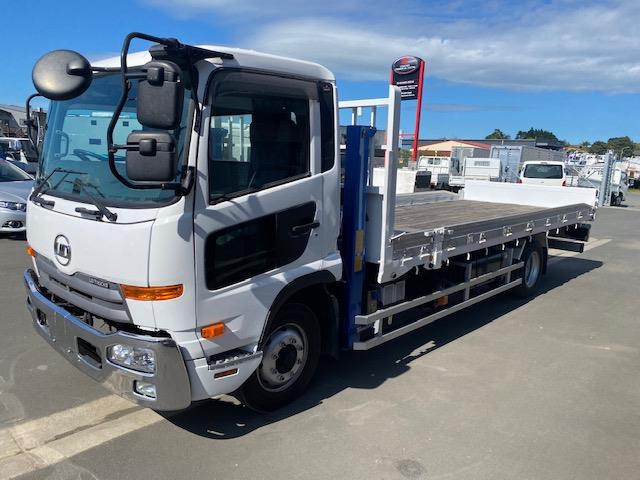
[{"xmin": 389, "ymin": 205, "xmax": 594, "ymax": 277}]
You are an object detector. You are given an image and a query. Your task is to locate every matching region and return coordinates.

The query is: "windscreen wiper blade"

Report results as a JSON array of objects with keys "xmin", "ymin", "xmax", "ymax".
[
  {"xmin": 30, "ymin": 167, "xmax": 85, "ymax": 204},
  {"xmin": 71, "ymin": 178, "xmax": 118, "ymax": 222}
]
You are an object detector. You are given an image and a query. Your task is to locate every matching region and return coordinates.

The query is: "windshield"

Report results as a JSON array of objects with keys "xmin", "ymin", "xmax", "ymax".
[
  {"xmin": 0, "ymin": 159, "xmax": 32, "ymax": 182},
  {"xmin": 523, "ymin": 164, "xmax": 563, "ymax": 179},
  {"xmin": 39, "ymin": 74, "xmax": 191, "ymax": 207}
]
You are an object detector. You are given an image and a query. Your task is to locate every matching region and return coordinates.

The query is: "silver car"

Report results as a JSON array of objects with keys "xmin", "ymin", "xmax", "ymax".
[{"xmin": 0, "ymin": 159, "xmax": 33, "ymax": 234}]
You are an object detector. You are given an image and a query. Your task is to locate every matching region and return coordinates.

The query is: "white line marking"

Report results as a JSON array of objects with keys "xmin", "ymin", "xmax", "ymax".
[
  {"xmin": 0, "ymin": 395, "xmax": 135, "ymax": 458},
  {"xmin": 0, "ymin": 407, "xmax": 163, "ymax": 480},
  {"xmin": 548, "ymin": 238, "xmax": 611, "ymax": 265},
  {"xmin": 600, "ymin": 206, "xmax": 640, "ymax": 213}
]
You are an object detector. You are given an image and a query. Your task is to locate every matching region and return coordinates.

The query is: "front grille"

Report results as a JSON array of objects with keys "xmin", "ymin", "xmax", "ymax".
[{"xmin": 35, "ymin": 256, "xmax": 132, "ymax": 323}]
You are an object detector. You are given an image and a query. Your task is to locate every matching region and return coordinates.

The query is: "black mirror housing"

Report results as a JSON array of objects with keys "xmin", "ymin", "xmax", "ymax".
[
  {"xmin": 137, "ymin": 60, "xmax": 184, "ymax": 130},
  {"xmin": 126, "ymin": 131, "xmax": 177, "ymax": 182},
  {"xmin": 32, "ymin": 50, "xmax": 93, "ymax": 100}
]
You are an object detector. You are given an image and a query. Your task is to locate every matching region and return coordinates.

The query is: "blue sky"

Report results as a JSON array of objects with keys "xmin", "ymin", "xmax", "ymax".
[{"xmin": 3, "ymin": 0, "xmax": 639, "ymax": 143}]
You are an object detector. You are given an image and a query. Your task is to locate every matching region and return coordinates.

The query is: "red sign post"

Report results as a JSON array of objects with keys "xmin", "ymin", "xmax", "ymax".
[{"xmin": 390, "ymin": 56, "xmax": 426, "ymax": 162}]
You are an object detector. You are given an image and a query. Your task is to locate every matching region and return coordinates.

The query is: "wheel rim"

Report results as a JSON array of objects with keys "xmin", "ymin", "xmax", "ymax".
[
  {"xmin": 258, "ymin": 323, "xmax": 308, "ymax": 393},
  {"xmin": 524, "ymin": 250, "xmax": 541, "ymax": 288}
]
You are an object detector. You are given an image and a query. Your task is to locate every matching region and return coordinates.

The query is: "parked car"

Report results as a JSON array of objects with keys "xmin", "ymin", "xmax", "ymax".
[
  {"xmin": 0, "ymin": 159, "xmax": 33, "ymax": 234},
  {"xmin": 518, "ymin": 161, "xmax": 566, "ymax": 186},
  {"xmin": 7, "ymin": 159, "xmax": 38, "ymax": 175}
]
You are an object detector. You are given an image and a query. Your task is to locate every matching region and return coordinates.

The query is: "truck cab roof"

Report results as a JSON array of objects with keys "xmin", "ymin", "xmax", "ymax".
[{"xmin": 92, "ymin": 46, "xmax": 336, "ymax": 82}]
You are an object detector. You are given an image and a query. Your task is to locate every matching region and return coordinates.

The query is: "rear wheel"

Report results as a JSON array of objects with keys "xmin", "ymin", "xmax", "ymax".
[
  {"xmin": 512, "ymin": 243, "xmax": 544, "ymax": 298},
  {"xmin": 239, "ymin": 303, "xmax": 320, "ymax": 412}
]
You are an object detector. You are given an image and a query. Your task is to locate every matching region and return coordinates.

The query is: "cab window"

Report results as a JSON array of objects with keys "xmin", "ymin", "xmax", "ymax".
[{"xmin": 208, "ymin": 71, "xmax": 315, "ymax": 203}]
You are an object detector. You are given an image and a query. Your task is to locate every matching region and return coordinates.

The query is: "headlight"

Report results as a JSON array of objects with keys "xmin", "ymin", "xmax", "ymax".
[
  {"xmin": 0, "ymin": 201, "xmax": 26, "ymax": 211},
  {"xmin": 107, "ymin": 344, "xmax": 156, "ymax": 373}
]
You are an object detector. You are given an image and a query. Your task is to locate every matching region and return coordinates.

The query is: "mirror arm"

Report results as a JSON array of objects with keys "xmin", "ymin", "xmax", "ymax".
[
  {"xmin": 25, "ymin": 93, "xmax": 42, "ymax": 158},
  {"xmin": 107, "ymin": 32, "xmax": 184, "ymax": 191}
]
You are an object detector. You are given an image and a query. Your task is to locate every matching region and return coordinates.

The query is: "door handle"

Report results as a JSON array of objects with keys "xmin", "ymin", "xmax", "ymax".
[{"xmin": 290, "ymin": 221, "xmax": 320, "ymax": 235}]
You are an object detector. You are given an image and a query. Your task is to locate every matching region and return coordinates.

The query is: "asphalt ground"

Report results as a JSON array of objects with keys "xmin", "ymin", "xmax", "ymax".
[{"xmin": 1, "ymin": 193, "xmax": 639, "ymax": 480}]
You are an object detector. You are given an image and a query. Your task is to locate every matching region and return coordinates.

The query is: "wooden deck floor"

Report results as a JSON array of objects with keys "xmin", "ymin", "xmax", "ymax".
[{"xmin": 394, "ymin": 200, "xmax": 544, "ymax": 233}]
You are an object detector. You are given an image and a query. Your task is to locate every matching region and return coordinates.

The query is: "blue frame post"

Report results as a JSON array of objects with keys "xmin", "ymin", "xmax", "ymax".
[{"xmin": 340, "ymin": 125, "xmax": 376, "ymax": 349}]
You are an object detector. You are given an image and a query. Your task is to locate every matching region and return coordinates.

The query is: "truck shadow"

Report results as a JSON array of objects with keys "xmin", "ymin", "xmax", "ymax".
[{"xmin": 163, "ymin": 256, "xmax": 602, "ymax": 439}]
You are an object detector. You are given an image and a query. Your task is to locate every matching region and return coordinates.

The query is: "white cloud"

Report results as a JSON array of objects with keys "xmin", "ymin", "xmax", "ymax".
[{"xmin": 146, "ymin": 0, "xmax": 640, "ymax": 93}]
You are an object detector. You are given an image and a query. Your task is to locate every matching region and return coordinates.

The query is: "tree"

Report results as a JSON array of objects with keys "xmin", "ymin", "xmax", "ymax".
[
  {"xmin": 485, "ymin": 129, "xmax": 510, "ymax": 140},
  {"xmin": 606, "ymin": 136, "xmax": 634, "ymax": 158},
  {"xmin": 398, "ymin": 148, "xmax": 411, "ymax": 167},
  {"xmin": 515, "ymin": 128, "xmax": 559, "ymax": 141},
  {"xmin": 580, "ymin": 141, "xmax": 591, "ymax": 148},
  {"xmin": 589, "ymin": 141, "xmax": 608, "ymax": 155}
]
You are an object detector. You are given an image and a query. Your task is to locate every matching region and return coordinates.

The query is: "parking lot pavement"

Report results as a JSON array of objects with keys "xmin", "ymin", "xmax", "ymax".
[{"xmin": 1, "ymin": 194, "xmax": 640, "ymax": 480}]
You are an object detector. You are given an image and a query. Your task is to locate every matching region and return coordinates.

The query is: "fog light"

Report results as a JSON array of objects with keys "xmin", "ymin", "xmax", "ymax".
[
  {"xmin": 134, "ymin": 381, "xmax": 157, "ymax": 399},
  {"xmin": 107, "ymin": 344, "xmax": 156, "ymax": 373}
]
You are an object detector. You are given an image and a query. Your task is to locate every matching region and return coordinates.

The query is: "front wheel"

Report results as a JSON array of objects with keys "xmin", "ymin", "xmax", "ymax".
[{"xmin": 239, "ymin": 303, "xmax": 320, "ymax": 412}]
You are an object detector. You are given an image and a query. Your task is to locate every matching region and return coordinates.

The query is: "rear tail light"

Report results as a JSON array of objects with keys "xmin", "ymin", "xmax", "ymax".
[
  {"xmin": 562, "ymin": 180, "xmax": 567, "ymax": 186},
  {"xmin": 517, "ymin": 179, "xmax": 522, "ymax": 184}
]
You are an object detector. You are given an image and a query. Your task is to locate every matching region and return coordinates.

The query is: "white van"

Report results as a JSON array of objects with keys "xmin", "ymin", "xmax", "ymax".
[{"xmin": 519, "ymin": 161, "xmax": 566, "ymax": 186}]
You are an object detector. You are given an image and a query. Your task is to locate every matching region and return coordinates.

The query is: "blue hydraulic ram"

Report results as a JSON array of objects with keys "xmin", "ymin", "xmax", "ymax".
[{"xmin": 340, "ymin": 125, "xmax": 376, "ymax": 349}]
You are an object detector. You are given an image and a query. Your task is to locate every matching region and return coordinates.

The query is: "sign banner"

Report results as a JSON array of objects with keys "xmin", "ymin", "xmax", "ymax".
[{"xmin": 390, "ymin": 56, "xmax": 424, "ymax": 101}]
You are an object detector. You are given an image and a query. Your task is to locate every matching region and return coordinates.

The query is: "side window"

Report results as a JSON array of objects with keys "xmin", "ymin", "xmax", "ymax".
[
  {"xmin": 208, "ymin": 72, "xmax": 313, "ymax": 203},
  {"xmin": 319, "ymin": 82, "xmax": 335, "ymax": 172}
]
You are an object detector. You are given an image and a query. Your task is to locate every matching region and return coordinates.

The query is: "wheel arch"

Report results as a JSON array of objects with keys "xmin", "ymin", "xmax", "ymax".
[{"xmin": 261, "ymin": 271, "xmax": 340, "ymax": 358}]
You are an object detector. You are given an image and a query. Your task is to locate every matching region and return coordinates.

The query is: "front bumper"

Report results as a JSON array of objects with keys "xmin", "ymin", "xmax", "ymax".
[
  {"xmin": 0, "ymin": 209, "xmax": 26, "ymax": 233},
  {"xmin": 24, "ymin": 270, "xmax": 191, "ymax": 411}
]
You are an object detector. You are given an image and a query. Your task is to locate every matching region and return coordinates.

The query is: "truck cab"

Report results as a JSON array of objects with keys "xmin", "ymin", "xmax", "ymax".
[{"xmin": 24, "ymin": 37, "xmax": 341, "ymax": 411}]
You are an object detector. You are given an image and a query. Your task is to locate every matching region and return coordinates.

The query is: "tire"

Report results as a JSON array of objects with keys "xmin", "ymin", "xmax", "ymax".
[
  {"xmin": 511, "ymin": 243, "xmax": 544, "ymax": 298},
  {"xmin": 239, "ymin": 303, "xmax": 321, "ymax": 412}
]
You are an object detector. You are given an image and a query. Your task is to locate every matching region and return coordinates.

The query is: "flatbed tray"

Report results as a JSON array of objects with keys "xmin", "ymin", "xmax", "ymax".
[
  {"xmin": 395, "ymin": 200, "xmax": 544, "ymax": 234},
  {"xmin": 388, "ymin": 199, "xmax": 594, "ymax": 268}
]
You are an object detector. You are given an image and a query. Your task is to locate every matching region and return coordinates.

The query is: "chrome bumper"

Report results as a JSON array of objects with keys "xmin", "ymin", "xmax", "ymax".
[{"xmin": 24, "ymin": 269, "xmax": 191, "ymax": 411}]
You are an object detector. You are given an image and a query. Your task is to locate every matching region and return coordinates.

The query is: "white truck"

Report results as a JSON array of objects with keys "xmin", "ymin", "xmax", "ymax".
[
  {"xmin": 566, "ymin": 158, "xmax": 628, "ymax": 206},
  {"xmin": 416, "ymin": 156, "xmax": 452, "ymax": 189},
  {"xmin": 490, "ymin": 145, "xmax": 565, "ymax": 183},
  {"xmin": 23, "ymin": 33, "xmax": 596, "ymax": 412},
  {"xmin": 519, "ymin": 161, "xmax": 567, "ymax": 187},
  {"xmin": 449, "ymin": 157, "xmax": 503, "ymax": 189}
]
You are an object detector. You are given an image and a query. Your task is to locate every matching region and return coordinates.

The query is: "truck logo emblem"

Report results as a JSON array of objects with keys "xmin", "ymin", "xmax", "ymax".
[{"xmin": 53, "ymin": 235, "xmax": 71, "ymax": 266}]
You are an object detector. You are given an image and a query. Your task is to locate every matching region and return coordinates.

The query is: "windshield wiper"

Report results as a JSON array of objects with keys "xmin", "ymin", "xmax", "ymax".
[
  {"xmin": 30, "ymin": 167, "xmax": 84, "ymax": 207},
  {"xmin": 70, "ymin": 178, "xmax": 118, "ymax": 222}
]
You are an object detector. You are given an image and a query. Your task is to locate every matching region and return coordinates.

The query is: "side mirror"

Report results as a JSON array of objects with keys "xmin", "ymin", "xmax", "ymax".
[
  {"xmin": 32, "ymin": 50, "xmax": 93, "ymax": 100},
  {"xmin": 137, "ymin": 60, "xmax": 184, "ymax": 130},
  {"xmin": 125, "ymin": 131, "xmax": 177, "ymax": 182}
]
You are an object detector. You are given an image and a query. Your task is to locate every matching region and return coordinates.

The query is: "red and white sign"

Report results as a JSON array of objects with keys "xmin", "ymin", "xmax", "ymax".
[{"xmin": 391, "ymin": 56, "xmax": 426, "ymax": 160}]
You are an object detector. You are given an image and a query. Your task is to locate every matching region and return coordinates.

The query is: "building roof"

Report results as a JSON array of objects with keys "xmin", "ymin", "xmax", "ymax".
[
  {"xmin": 0, "ymin": 104, "xmax": 26, "ymax": 115},
  {"xmin": 417, "ymin": 139, "xmax": 490, "ymax": 153},
  {"xmin": 416, "ymin": 138, "xmax": 564, "ymax": 151}
]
